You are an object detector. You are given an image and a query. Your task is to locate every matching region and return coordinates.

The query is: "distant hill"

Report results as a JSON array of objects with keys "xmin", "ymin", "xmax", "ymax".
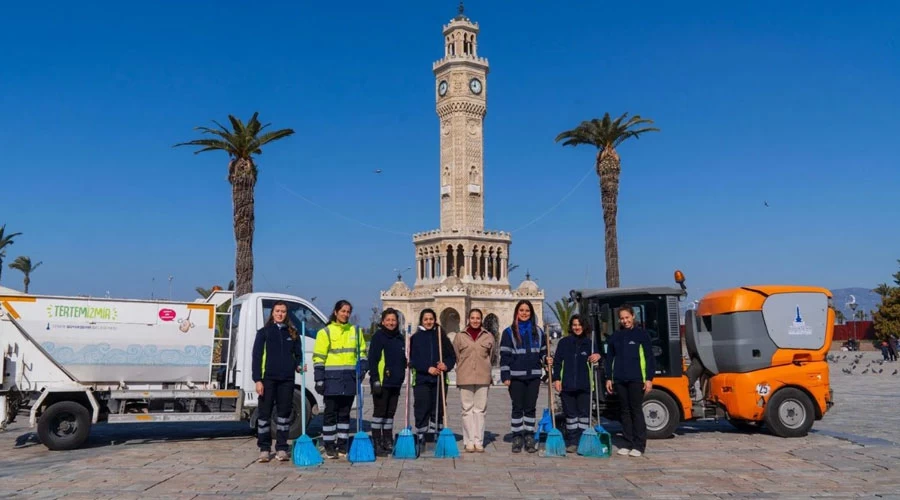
[{"xmin": 830, "ymin": 287, "xmax": 882, "ymax": 318}]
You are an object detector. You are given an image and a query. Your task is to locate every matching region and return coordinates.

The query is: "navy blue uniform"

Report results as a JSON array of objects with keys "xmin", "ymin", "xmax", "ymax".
[
  {"xmin": 604, "ymin": 327, "xmax": 656, "ymax": 453},
  {"xmin": 251, "ymin": 323, "xmax": 301, "ymax": 453},
  {"xmin": 409, "ymin": 326, "xmax": 456, "ymax": 441},
  {"xmin": 552, "ymin": 333, "xmax": 600, "ymax": 445}
]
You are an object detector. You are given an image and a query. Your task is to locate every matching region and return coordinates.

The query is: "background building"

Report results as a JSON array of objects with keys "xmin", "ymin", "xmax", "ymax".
[{"xmin": 381, "ymin": 5, "xmax": 544, "ymax": 344}]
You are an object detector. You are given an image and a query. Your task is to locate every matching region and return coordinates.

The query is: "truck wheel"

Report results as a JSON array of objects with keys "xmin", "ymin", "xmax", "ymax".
[
  {"xmin": 765, "ymin": 387, "xmax": 814, "ymax": 438},
  {"xmin": 643, "ymin": 389, "xmax": 680, "ymax": 439},
  {"xmin": 37, "ymin": 401, "xmax": 91, "ymax": 451}
]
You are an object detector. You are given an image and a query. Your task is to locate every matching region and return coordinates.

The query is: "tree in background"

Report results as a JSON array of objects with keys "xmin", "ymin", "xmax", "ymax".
[
  {"xmin": 0, "ymin": 225, "xmax": 23, "ymax": 285},
  {"xmin": 834, "ymin": 309, "xmax": 846, "ymax": 325},
  {"xmin": 195, "ymin": 281, "xmax": 235, "ymax": 364},
  {"xmin": 547, "ymin": 297, "xmax": 577, "ymax": 336},
  {"xmin": 874, "ymin": 283, "xmax": 894, "ymax": 303},
  {"xmin": 175, "ymin": 112, "xmax": 294, "ymax": 297},
  {"xmin": 8, "ymin": 256, "xmax": 42, "ymax": 293},
  {"xmin": 874, "ymin": 261, "xmax": 900, "ymax": 341},
  {"xmin": 555, "ymin": 113, "xmax": 659, "ymax": 287}
]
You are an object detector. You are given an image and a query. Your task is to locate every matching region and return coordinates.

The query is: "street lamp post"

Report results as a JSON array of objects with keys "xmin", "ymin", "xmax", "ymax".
[{"xmin": 849, "ymin": 302, "xmax": 858, "ymax": 342}]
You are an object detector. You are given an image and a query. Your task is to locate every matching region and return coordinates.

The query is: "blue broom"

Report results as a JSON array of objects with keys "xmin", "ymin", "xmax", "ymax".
[
  {"xmin": 349, "ymin": 324, "xmax": 376, "ymax": 463},
  {"xmin": 433, "ymin": 326, "xmax": 459, "ymax": 458},
  {"xmin": 393, "ymin": 325, "xmax": 417, "ymax": 459},
  {"xmin": 577, "ymin": 354, "xmax": 605, "ymax": 457},
  {"xmin": 293, "ymin": 321, "xmax": 324, "ymax": 467},
  {"xmin": 543, "ymin": 331, "xmax": 566, "ymax": 457}
]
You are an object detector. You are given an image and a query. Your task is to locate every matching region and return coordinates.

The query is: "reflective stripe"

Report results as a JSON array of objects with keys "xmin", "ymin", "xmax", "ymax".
[
  {"xmin": 330, "ymin": 348, "xmax": 356, "ymax": 354},
  {"xmin": 276, "ymin": 424, "xmax": 291, "ymax": 431},
  {"xmin": 639, "ymin": 345, "xmax": 647, "ymax": 382},
  {"xmin": 530, "ymin": 369, "xmax": 543, "ymax": 375},
  {"xmin": 322, "ymin": 434, "xmax": 336, "ymax": 442},
  {"xmin": 500, "ymin": 346, "xmax": 515, "ymax": 353},
  {"xmin": 322, "ymin": 425, "xmax": 337, "ymax": 432},
  {"xmin": 500, "ymin": 366, "xmax": 510, "ymax": 372},
  {"xmin": 324, "ymin": 365, "xmax": 356, "ymax": 371},
  {"xmin": 509, "ymin": 370, "xmax": 527, "ymax": 376}
]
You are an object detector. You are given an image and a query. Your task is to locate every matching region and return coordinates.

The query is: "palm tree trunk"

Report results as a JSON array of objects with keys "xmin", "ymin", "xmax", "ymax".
[
  {"xmin": 231, "ymin": 158, "xmax": 256, "ymax": 297},
  {"xmin": 596, "ymin": 148, "xmax": 621, "ymax": 288},
  {"xmin": 23, "ymin": 275, "xmax": 30, "ymax": 294}
]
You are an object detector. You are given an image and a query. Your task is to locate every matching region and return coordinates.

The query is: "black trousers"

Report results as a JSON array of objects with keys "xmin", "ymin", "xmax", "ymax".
[
  {"xmin": 371, "ymin": 387, "xmax": 401, "ymax": 434},
  {"xmin": 322, "ymin": 395, "xmax": 354, "ymax": 449},
  {"xmin": 615, "ymin": 381, "xmax": 647, "ymax": 452},
  {"xmin": 560, "ymin": 389, "xmax": 591, "ymax": 445},
  {"xmin": 414, "ymin": 382, "xmax": 446, "ymax": 439},
  {"xmin": 508, "ymin": 378, "xmax": 540, "ymax": 436},
  {"xmin": 256, "ymin": 379, "xmax": 294, "ymax": 452}
]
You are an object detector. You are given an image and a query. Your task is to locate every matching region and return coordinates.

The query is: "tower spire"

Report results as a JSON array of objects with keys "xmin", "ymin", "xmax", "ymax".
[{"xmin": 456, "ymin": 1, "xmax": 466, "ymax": 19}]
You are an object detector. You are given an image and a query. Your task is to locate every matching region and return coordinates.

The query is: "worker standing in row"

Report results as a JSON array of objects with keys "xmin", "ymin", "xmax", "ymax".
[
  {"xmin": 367, "ymin": 308, "xmax": 407, "ymax": 456},
  {"xmin": 314, "ymin": 300, "xmax": 367, "ymax": 459}
]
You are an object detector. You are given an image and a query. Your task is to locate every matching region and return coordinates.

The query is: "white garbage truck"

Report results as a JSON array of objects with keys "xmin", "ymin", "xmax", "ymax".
[{"xmin": 0, "ymin": 290, "xmax": 330, "ymax": 450}]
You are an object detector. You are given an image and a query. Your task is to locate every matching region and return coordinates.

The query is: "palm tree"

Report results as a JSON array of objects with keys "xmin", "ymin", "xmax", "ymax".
[
  {"xmin": 555, "ymin": 113, "xmax": 659, "ymax": 288},
  {"xmin": 175, "ymin": 113, "xmax": 294, "ymax": 296},
  {"xmin": 874, "ymin": 283, "xmax": 894, "ymax": 302},
  {"xmin": 547, "ymin": 297, "xmax": 577, "ymax": 336},
  {"xmin": 0, "ymin": 225, "xmax": 23, "ymax": 285},
  {"xmin": 834, "ymin": 309, "xmax": 845, "ymax": 324},
  {"xmin": 8, "ymin": 256, "xmax": 42, "ymax": 293}
]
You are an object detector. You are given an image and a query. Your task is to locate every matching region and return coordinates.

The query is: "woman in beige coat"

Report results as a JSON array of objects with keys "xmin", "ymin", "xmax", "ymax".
[{"xmin": 453, "ymin": 308, "xmax": 495, "ymax": 452}]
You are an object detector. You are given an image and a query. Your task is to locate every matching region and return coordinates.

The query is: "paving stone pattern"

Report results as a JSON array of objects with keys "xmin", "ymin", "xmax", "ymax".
[{"xmin": 2, "ymin": 351, "xmax": 899, "ymax": 499}]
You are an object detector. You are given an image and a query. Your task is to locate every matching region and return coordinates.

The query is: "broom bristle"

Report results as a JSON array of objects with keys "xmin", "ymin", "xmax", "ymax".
[
  {"xmin": 577, "ymin": 428, "xmax": 607, "ymax": 458},
  {"xmin": 292, "ymin": 434, "xmax": 323, "ymax": 467},
  {"xmin": 434, "ymin": 427, "xmax": 459, "ymax": 458},
  {"xmin": 349, "ymin": 431, "xmax": 376, "ymax": 463},
  {"xmin": 543, "ymin": 428, "xmax": 567, "ymax": 457},
  {"xmin": 393, "ymin": 427, "xmax": 418, "ymax": 459}
]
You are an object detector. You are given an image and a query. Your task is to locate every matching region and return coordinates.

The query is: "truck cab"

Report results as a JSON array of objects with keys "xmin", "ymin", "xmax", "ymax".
[
  {"xmin": 569, "ymin": 286, "xmax": 691, "ymax": 438},
  {"xmin": 228, "ymin": 293, "xmax": 330, "ymax": 437}
]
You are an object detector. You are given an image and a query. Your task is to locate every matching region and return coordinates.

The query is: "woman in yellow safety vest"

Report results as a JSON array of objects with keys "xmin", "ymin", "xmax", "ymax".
[{"xmin": 313, "ymin": 299, "xmax": 367, "ymax": 459}]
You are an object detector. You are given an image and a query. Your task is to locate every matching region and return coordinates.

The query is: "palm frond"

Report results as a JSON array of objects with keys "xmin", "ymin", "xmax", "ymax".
[
  {"xmin": 173, "ymin": 138, "xmax": 238, "ymax": 155},
  {"xmin": 250, "ymin": 128, "xmax": 295, "ymax": 152},
  {"xmin": 557, "ymin": 112, "xmax": 659, "ymax": 152}
]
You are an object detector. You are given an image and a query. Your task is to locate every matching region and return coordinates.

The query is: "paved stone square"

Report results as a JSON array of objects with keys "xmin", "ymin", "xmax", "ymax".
[{"xmin": 2, "ymin": 351, "xmax": 900, "ymax": 499}]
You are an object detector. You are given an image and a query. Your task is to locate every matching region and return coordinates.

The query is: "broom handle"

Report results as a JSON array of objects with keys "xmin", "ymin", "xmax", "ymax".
[
  {"xmin": 301, "ymin": 321, "xmax": 307, "ymax": 436},
  {"xmin": 438, "ymin": 326, "xmax": 448, "ymax": 427},
  {"xmin": 356, "ymin": 324, "xmax": 362, "ymax": 433},
  {"xmin": 404, "ymin": 325, "xmax": 410, "ymax": 430},
  {"xmin": 546, "ymin": 329, "xmax": 555, "ymax": 425}
]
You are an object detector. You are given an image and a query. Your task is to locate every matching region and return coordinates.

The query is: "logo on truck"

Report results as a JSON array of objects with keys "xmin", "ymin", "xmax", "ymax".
[
  {"xmin": 159, "ymin": 308, "xmax": 177, "ymax": 321},
  {"xmin": 46, "ymin": 304, "xmax": 118, "ymax": 321}
]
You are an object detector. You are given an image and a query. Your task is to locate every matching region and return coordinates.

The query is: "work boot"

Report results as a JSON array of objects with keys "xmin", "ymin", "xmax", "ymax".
[
  {"xmin": 524, "ymin": 434, "xmax": 537, "ymax": 453},
  {"xmin": 511, "ymin": 435, "xmax": 524, "ymax": 453},
  {"xmin": 337, "ymin": 439, "xmax": 348, "ymax": 457},
  {"xmin": 566, "ymin": 443, "xmax": 578, "ymax": 454},
  {"xmin": 371, "ymin": 430, "xmax": 384, "ymax": 456},
  {"xmin": 382, "ymin": 431, "xmax": 394, "ymax": 455},
  {"xmin": 325, "ymin": 444, "xmax": 339, "ymax": 459}
]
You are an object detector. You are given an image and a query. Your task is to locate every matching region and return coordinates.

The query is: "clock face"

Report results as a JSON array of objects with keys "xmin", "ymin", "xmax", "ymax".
[
  {"xmin": 469, "ymin": 78, "xmax": 483, "ymax": 95},
  {"xmin": 438, "ymin": 80, "xmax": 448, "ymax": 96}
]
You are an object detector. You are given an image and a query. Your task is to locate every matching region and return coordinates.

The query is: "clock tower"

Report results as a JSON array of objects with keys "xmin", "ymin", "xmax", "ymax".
[
  {"xmin": 381, "ymin": 3, "xmax": 543, "ymax": 344},
  {"xmin": 433, "ymin": 3, "xmax": 489, "ymax": 232}
]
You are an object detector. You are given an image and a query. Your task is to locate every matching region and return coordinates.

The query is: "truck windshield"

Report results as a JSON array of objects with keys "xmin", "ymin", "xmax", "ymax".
[{"xmin": 261, "ymin": 299, "xmax": 325, "ymax": 337}]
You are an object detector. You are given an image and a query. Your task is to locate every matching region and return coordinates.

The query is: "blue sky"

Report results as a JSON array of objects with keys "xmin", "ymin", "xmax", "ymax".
[{"xmin": 1, "ymin": 1, "xmax": 898, "ymax": 320}]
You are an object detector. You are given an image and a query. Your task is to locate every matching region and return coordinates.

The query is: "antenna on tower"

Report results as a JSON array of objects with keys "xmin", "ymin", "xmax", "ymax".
[{"xmin": 458, "ymin": 0, "xmax": 464, "ymax": 15}]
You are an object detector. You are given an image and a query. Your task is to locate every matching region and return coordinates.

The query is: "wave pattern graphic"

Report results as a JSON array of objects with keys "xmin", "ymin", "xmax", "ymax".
[{"xmin": 41, "ymin": 342, "xmax": 211, "ymax": 366}]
